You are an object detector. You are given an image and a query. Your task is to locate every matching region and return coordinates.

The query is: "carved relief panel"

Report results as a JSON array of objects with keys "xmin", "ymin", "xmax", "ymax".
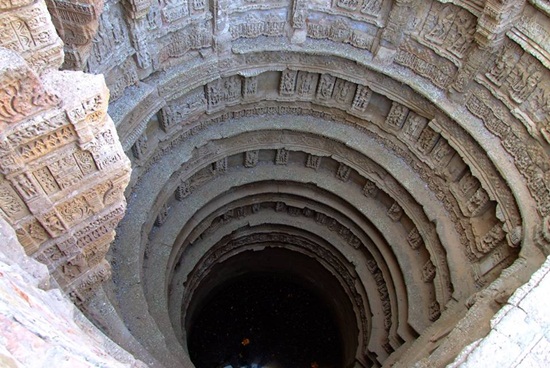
[
  {"xmin": 87, "ymin": 3, "xmax": 130, "ymax": 73},
  {"xmin": 230, "ymin": 13, "xmax": 286, "ymax": 39},
  {"xmin": 330, "ymin": 0, "xmax": 387, "ymax": 25},
  {"xmin": 307, "ymin": 18, "xmax": 375, "ymax": 50},
  {"xmin": 158, "ymin": 21, "xmax": 212, "ymax": 65},
  {"xmin": 480, "ymin": 39, "xmax": 550, "ymax": 143},
  {"xmin": 0, "ymin": 0, "xmax": 63, "ymax": 73},
  {"xmin": 419, "ymin": 2, "xmax": 476, "ymax": 64}
]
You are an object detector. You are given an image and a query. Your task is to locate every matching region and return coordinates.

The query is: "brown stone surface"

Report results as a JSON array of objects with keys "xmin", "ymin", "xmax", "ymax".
[
  {"xmin": 1, "ymin": 0, "xmax": 550, "ymax": 367},
  {"xmin": 0, "ymin": 46, "xmax": 131, "ymax": 306}
]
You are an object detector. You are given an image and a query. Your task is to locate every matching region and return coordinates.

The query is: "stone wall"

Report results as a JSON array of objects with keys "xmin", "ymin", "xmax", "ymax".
[
  {"xmin": 1, "ymin": 0, "xmax": 550, "ymax": 367},
  {"xmin": 0, "ymin": 216, "xmax": 144, "ymax": 367},
  {"xmin": 0, "ymin": 0, "xmax": 131, "ymax": 307}
]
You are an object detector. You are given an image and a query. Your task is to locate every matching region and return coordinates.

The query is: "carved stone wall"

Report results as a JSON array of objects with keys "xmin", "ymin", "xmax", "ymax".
[
  {"xmin": 0, "ymin": 216, "xmax": 145, "ymax": 367},
  {"xmin": 0, "ymin": 29, "xmax": 130, "ymax": 306},
  {"xmin": 2, "ymin": 0, "xmax": 549, "ymax": 368}
]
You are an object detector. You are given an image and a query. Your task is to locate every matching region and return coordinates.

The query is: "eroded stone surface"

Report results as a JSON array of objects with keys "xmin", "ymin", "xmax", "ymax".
[
  {"xmin": 1, "ymin": 0, "xmax": 550, "ymax": 367},
  {"xmin": 0, "ymin": 46, "xmax": 131, "ymax": 306},
  {"xmin": 0, "ymin": 216, "xmax": 145, "ymax": 368}
]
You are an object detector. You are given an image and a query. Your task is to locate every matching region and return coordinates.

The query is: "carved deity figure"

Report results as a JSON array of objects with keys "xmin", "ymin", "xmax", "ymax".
[
  {"xmin": 352, "ymin": 85, "xmax": 372, "ymax": 112},
  {"xmin": 386, "ymin": 102, "xmax": 408, "ymax": 129},
  {"xmin": 432, "ymin": 140, "xmax": 454, "ymax": 166},
  {"xmin": 407, "ymin": 228, "xmax": 422, "ymax": 249},
  {"xmin": 403, "ymin": 113, "xmax": 425, "ymax": 140},
  {"xmin": 507, "ymin": 62, "xmax": 542, "ymax": 104},
  {"xmin": 297, "ymin": 72, "xmax": 315, "ymax": 96},
  {"xmin": 43, "ymin": 213, "xmax": 65, "ymax": 236},
  {"xmin": 224, "ymin": 76, "xmax": 240, "ymax": 102},
  {"xmin": 207, "ymin": 81, "xmax": 223, "ymax": 108},
  {"xmin": 447, "ymin": 11, "xmax": 475, "ymax": 57},
  {"xmin": 363, "ymin": 180, "xmax": 378, "ymax": 197},
  {"xmin": 361, "ymin": 0, "xmax": 383, "ymax": 16},
  {"xmin": 317, "ymin": 74, "xmax": 335, "ymax": 100},
  {"xmin": 245, "ymin": 151, "xmax": 259, "ymax": 167},
  {"xmin": 387, "ymin": 202, "xmax": 402, "ymax": 221},
  {"xmin": 280, "ymin": 70, "xmax": 297, "ymax": 95},
  {"xmin": 486, "ymin": 43, "xmax": 521, "ymax": 86},
  {"xmin": 15, "ymin": 173, "xmax": 37, "ymax": 198},
  {"xmin": 275, "ymin": 148, "xmax": 289, "ymax": 165},
  {"xmin": 417, "ymin": 128, "xmax": 438, "ymax": 153},
  {"xmin": 334, "ymin": 80, "xmax": 352, "ymax": 104},
  {"xmin": 426, "ymin": 5, "xmax": 455, "ymax": 45},
  {"xmin": 243, "ymin": 77, "xmax": 258, "ymax": 97}
]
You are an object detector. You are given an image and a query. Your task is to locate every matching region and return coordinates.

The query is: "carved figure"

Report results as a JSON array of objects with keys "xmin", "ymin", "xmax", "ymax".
[
  {"xmin": 352, "ymin": 85, "xmax": 372, "ymax": 112},
  {"xmin": 244, "ymin": 151, "xmax": 259, "ymax": 168},
  {"xmin": 317, "ymin": 74, "xmax": 335, "ymax": 100},
  {"xmin": 360, "ymin": 0, "xmax": 383, "ymax": 16},
  {"xmin": 447, "ymin": 11, "xmax": 475, "ymax": 57},
  {"xmin": 275, "ymin": 148, "xmax": 289, "ymax": 165},
  {"xmin": 426, "ymin": 5, "xmax": 455, "ymax": 45},
  {"xmin": 507, "ymin": 63, "xmax": 542, "ymax": 104},
  {"xmin": 386, "ymin": 102, "xmax": 408, "ymax": 129},
  {"xmin": 280, "ymin": 70, "xmax": 297, "ymax": 95}
]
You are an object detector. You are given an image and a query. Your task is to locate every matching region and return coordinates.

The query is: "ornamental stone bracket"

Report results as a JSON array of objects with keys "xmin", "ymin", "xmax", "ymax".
[{"xmin": 0, "ymin": 47, "xmax": 131, "ymax": 306}]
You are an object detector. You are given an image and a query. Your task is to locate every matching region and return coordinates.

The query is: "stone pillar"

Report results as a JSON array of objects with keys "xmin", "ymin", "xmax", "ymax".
[{"xmin": 0, "ymin": 46, "xmax": 131, "ymax": 307}]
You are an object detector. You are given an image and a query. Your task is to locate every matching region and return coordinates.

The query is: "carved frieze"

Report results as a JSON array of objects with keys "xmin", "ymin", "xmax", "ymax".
[
  {"xmin": 205, "ymin": 75, "xmax": 241, "ymax": 112},
  {"xmin": 419, "ymin": 2, "xmax": 476, "ymax": 64},
  {"xmin": 229, "ymin": 13, "xmax": 285, "ymax": 39},
  {"xmin": 396, "ymin": 40, "xmax": 458, "ymax": 89},
  {"xmin": 479, "ymin": 40, "xmax": 550, "ymax": 143},
  {"xmin": 307, "ymin": 18, "xmax": 374, "ymax": 50},
  {"xmin": 158, "ymin": 21, "xmax": 212, "ymax": 64},
  {"xmin": 87, "ymin": 4, "xmax": 129, "ymax": 73}
]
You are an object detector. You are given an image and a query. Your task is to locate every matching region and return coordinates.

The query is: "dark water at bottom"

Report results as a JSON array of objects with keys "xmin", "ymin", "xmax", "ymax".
[{"xmin": 188, "ymin": 273, "xmax": 343, "ymax": 368}]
